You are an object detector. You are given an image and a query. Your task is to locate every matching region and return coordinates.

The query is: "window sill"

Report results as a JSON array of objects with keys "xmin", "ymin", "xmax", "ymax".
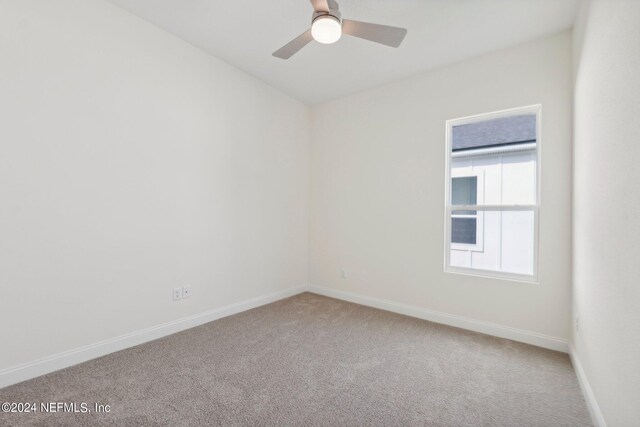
[{"xmin": 445, "ymin": 265, "xmax": 538, "ymax": 284}]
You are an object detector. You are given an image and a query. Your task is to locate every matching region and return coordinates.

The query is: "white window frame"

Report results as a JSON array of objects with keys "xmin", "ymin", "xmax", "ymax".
[
  {"xmin": 444, "ymin": 105, "xmax": 541, "ymax": 283},
  {"xmin": 450, "ymin": 170, "xmax": 484, "ymax": 252}
]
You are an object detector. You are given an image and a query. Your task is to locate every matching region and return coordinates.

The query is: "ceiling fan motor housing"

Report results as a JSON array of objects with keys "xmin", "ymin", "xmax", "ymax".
[{"xmin": 311, "ymin": 9, "xmax": 341, "ymax": 26}]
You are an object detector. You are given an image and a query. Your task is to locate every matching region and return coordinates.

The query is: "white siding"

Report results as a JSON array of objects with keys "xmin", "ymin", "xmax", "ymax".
[{"xmin": 450, "ymin": 150, "xmax": 536, "ymax": 275}]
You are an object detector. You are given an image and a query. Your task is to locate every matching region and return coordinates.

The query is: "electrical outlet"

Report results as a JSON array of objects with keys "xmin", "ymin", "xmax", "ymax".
[
  {"xmin": 341, "ymin": 270, "xmax": 348, "ymax": 279},
  {"xmin": 173, "ymin": 287, "xmax": 183, "ymax": 301},
  {"xmin": 575, "ymin": 316, "xmax": 580, "ymax": 333},
  {"xmin": 183, "ymin": 286, "xmax": 192, "ymax": 299}
]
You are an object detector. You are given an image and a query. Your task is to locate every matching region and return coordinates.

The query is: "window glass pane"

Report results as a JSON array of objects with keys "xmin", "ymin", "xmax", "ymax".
[
  {"xmin": 451, "ymin": 177, "xmax": 477, "ymax": 205},
  {"xmin": 451, "ymin": 217, "xmax": 477, "ymax": 244},
  {"xmin": 451, "ymin": 114, "xmax": 537, "ymax": 206},
  {"xmin": 449, "ymin": 209, "xmax": 534, "ymax": 276}
]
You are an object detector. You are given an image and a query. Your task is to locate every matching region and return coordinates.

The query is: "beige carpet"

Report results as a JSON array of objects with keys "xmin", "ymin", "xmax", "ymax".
[{"xmin": 0, "ymin": 292, "xmax": 591, "ymax": 426}]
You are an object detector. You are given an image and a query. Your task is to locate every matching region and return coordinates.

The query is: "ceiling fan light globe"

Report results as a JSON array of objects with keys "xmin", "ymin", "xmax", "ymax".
[{"xmin": 311, "ymin": 16, "xmax": 342, "ymax": 44}]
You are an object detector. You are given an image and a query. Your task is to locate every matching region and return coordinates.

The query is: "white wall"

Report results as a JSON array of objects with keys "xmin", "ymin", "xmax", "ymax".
[
  {"xmin": 0, "ymin": 0, "xmax": 309, "ymax": 372},
  {"xmin": 310, "ymin": 32, "xmax": 573, "ymax": 341},
  {"xmin": 573, "ymin": 0, "xmax": 640, "ymax": 425}
]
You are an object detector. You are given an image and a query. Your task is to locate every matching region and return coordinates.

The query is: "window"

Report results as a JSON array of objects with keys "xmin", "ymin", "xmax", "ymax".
[
  {"xmin": 444, "ymin": 105, "xmax": 540, "ymax": 282},
  {"xmin": 450, "ymin": 172, "xmax": 484, "ymax": 251}
]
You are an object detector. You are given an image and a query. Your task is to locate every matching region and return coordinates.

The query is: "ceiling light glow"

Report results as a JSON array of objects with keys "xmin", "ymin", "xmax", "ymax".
[{"xmin": 311, "ymin": 16, "xmax": 342, "ymax": 44}]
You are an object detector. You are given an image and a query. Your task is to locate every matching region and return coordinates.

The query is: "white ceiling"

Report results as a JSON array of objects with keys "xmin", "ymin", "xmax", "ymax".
[{"xmin": 108, "ymin": 0, "xmax": 580, "ymax": 105}]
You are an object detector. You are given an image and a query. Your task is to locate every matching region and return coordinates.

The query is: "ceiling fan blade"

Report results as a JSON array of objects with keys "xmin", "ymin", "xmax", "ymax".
[
  {"xmin": 342, "ymin": 19, "xmax": 407, "ymax": 48},
  {"xmin": 309, "ymin": 0, "xmax": 330, "ymax": 13},
  {"xmin": 272, "ymin": 29, "xmax": 313, "ymax": 59},
  {"xmin": 327, "ymin": 0, "xmax": 339, "ymax": 10}
]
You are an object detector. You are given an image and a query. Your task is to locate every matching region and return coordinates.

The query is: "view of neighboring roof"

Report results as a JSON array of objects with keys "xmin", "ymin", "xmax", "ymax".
[{"xmin": 452, "ymin": 114, "xmax": 536, "ymax": 151}]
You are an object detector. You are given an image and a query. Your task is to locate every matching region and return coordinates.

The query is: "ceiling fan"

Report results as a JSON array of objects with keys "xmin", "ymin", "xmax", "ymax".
[{"xmin": 273, "ymin": 0, "xmax": 407, "ymax": 60}]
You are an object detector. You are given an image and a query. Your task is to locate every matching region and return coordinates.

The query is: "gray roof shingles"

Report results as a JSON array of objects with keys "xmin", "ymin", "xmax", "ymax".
[{"xmin": 452, "ymin": 114, "xmax": 536, "ymax": 151}]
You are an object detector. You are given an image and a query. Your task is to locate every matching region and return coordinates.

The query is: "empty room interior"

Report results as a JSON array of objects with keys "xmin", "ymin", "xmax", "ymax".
[{"xmin": 1, "ymin": 0, "xmax": 639, "ymax": 425}]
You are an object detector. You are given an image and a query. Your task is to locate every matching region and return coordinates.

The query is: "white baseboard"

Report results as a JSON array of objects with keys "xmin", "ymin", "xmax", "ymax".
[
  {"xmin": 569, "ymin": 345, "xmax": 607, "ymax": 427},
  {"xmin": 1, "ymin": 284, "xmax": 572, "ymax": 390},
  {"xmin": 0, "ymin": 285, "xmax": 307, "ymax": 389},
  {"xmin": 308, "ymin": 285, "xmax": 569, "ymax": 353}
]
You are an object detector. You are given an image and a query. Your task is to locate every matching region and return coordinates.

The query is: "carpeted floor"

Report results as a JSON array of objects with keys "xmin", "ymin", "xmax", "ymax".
[{"xmin": 0, "ymin": 292, "xmax": 591, "ymax": 426}]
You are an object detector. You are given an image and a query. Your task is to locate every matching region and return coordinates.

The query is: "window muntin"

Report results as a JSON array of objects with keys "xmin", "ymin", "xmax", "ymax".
[{"xmin": 444, "ymin": 106, "xmax": 540, "ymax": 282}]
